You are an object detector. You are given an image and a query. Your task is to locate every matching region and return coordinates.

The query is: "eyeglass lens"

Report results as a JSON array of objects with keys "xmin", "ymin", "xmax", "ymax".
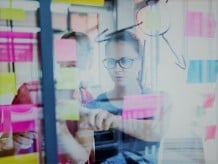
[{"xmin": 103, "ymin": 57, "xmax": 135, "ymax": 69}]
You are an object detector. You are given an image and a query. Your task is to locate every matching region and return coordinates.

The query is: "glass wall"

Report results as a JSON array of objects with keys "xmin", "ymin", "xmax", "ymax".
[
  {"xmin": 0, "ymin": 0, "xmax": 217, "ymax": 163},
  {"xmin": 0, "ymin": 0, "xmax": 43, "ymax": 163}
]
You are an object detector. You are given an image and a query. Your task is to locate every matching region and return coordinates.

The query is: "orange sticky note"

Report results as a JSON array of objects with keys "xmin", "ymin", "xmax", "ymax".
[
  {"xmin": 0, "ymin": 8, "xmax": 25, "ymax": 21},
  {"xmin": 54, "ymin": 39, "xmax": 77, "ymax": 62},
  {"xmin": 53, "ymin": 0, "xmax": 104, "ymax": 6},
  {"xmin": 0, "ymin": 72, "xmax": 16, "ymax": 95}
]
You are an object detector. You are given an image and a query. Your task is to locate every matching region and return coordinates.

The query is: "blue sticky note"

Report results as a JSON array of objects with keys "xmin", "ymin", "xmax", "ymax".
[{"xmin": 187, "ymin": 60, "xmax": 218, "ymax": 83}]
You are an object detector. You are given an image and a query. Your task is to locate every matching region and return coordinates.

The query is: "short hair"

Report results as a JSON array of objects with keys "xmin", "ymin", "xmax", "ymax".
[{"xmin": 105, "ymin": 30, "xmax": 143, "ymax": 57}]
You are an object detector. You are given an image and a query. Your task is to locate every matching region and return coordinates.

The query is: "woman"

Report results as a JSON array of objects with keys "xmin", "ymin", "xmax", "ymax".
[
  {"xmin": 86, "ymin": 30, "xmax": 171, "ymax": 163},
  {"xmin": 56, "ymin": 31, "xmax": 95, "ymax": 164},
  {"xmin": 12, "ymin": 31, "xmax": 95, "ymax": 164}
]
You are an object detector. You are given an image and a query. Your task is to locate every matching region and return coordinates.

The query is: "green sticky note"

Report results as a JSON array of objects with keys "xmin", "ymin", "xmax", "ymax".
[
  {"xmin": 56, "ymin": 67, "xmax": 79, "ymax": 90},
  {"xmin": 0, "ymin": 8, "xmax": 25, "ymax": 21},
  {"xmin": 57, "ymin": 100, "xmax": 80, "ymax": 120},
  {"xmin": 196, "ymin": 106, "xmax": 205, "ymax": 116},
  {"xmin": 0, "ymin": 72, "xmax": 16, "ymax": 95},
  {"xmin": 53, "ymin": 0, "xmax": 104, "ymax": 7}
]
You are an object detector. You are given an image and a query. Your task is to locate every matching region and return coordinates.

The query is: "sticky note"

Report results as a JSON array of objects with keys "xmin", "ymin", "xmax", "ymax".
[
  {"xmin": 134, "ymin": 0, "xmax": 143, "ymax": 3},
  {"xmin": 187, "ymin": 60, "xmax": 218, "ymax": 83},
  {"xmin": 56, "ymin": 100, "xmax": 80, "ymax": 120},
  {"xmin": 0, "ymin": 31, "xmax": 34, "ymax": 39},
  {"xmin": 0, "ymin": 42, "xmax": 33, "ymax": 62},
  {"xmin": 185, "ymin": 11, "xmax": 203, "ymax": 37},
  {"xmin": 54, "ymin": 39, "xmax": 77, "ymax": 62},
  {"xmin": 0, "ymin": 104, "xmax": 36, "ymax": 133},
  {"xmin": 122, "ymin": 93, "xmax": 163, "ymax": 120},
  {"xmin": 0, "ymin": 152, "xmax": 39, "ymax": 163},
  {"xmin": 144, "ymin": 10, "xmax": 161, "ymax": 30},
  {"xmin": 53, "ymin": 0, "xmax": 104, "ymax": 7},
  {"xmin": 137, "ymin": 8, "xmax": 161, "ymax": 32},
  {"xmin": 195, "ymin": 106, "xmax": 205, "ymax": 116},
  {"xmin": 0, "ymin": 8, "xmax": 25, "ymax": 21},
  {"xmin": 0, "ymin": 31, "xmax": 34, "ymax": 62},
  {"xmin": 0, "ymin": 72, "xmax": 16, "ymax": 95},
  {"xmin": 55, "ymin": 67, "xmax": 79, "ymax": 90},
  {"xmin": 206, "ymin": 13, "xmax": 217, "ymax": 38},
  {"xmin": 184, "ymin": 11, "xmax": 216, "ymax": 38},
  {"xmin": 203, "ymin": 93, "xmax": 215, "ymax": 109},
  {"xmin": 205, "ymin": 125, "xmax": 217, "ymax": 140}
]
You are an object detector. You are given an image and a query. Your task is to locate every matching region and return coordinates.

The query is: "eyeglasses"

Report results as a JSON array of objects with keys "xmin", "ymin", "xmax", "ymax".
[{"xmin": 103, "ymin": 57, "xmax": 138, "ymax": 69}]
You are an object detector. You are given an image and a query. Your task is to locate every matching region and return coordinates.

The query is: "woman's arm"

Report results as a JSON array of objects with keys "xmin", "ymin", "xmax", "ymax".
[
  {"xmin": 87, "ymin": 93, "xmax": 172, "ymax": 142},
  {"xmin": 57, "ymin": 120, "xmax": 94, "ymax": 163},
  {"xmin": 88, "ymin": 109, "xmax": 160, "ymax": 141}
]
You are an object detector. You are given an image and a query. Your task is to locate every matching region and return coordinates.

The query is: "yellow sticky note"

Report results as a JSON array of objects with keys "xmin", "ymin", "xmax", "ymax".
[
  {"xmin": 0, "ymin": 72, "xmax": 16, "ymax": 95},
  {"xmin": 56, "ymin": 67, "xmax": 79, "ymax": 90},
  {"xmin": 144, "ymin": 10, "xmax": 161, "ymax": 30},
  {"xmin": 0, "ymin": 153, "xmax": 39, "ymax": 164},
  {"xmin": 0, "ymin": 8, "xmax": 25, "ymax": 21},
  {"xmin": 57, "ymin": 100, "xmax": 80, "ymax": 120},
  {"xmin": 53, "ymin": 0, "xmax": 104, "ymax": 7}
]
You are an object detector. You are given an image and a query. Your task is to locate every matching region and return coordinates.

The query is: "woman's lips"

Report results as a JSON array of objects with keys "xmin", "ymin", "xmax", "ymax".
[{"xmin": 115, "ymin": 76, "xmax": 124, "ymax": 80}]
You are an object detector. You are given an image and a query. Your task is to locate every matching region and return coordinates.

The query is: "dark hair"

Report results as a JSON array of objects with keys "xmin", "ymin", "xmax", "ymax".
[
  {"xmin": 105, "ymin": 30, "xmax": 143, "ymax": 57},
  {"xmin": 61, "ymin": 31, "xmax": 92, "ymax": 56}
]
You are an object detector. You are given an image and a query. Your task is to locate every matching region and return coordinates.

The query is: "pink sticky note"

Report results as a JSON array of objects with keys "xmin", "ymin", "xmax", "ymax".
[
  {"xmin": 122, "ymin": 93, "xmax": 163, "ymax": 119},
  {"xmin": 0, "ymin": 104, "xmax": 38, "ymax": 132},
  {"xmin": 0, "ymin": 31, "xmax": 34, "ymax": 62},
  {"xmin": 205, "ymin": 13, "xmax": 216, "ymax": 38},
  {"xmin": 0, "ymin": 31, "xmax": 34, "ymax": 39},
  {"xmin": 185, "ymin": 11, "xmax": 203, "ymax": 37},
  {"xmin": 205, "ymin": 125, "xmax": 217, "ymax": 140},
  {"xmin": 185, "ymin": 11, "xmax": 216, "ymax": 38},
  {"xmin": 134, "ymin": 0, "xmax": 143, "ymax": 3},
  {"xmin": 0, "ymin": 42, "xmax": 33, "ymax": 62},
  {"xmin": 203, "ymin": 93, "xmax": 216, "ymax": 109},
  {"xmin": 54, "ymin": 39, "xmax": 76, "ymax": 62},
  {"xmin": 12, "ymin": 121, "xmax": 35, "ymax": 132}
]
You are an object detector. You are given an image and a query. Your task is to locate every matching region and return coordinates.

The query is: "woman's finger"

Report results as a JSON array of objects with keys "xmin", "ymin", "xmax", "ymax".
[
  {"xmin": 103, "ymin": 116, "xmax": 113, "ymax": 130},
  {"xmin": 88, "ymin": 110, "xmax": 99, "ymax": 130},
  {"xmin": 95, "ymin": 111, "xmax": 107, "ymax": 130}
]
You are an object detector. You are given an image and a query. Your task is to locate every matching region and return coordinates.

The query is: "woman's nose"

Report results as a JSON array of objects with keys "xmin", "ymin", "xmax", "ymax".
[{"xmin": 114, "ymin": 62, "xmax": 123, "ymax": 71}]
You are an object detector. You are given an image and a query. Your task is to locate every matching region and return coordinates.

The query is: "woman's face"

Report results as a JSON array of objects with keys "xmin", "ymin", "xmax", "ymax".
[{"xmin": 105, "ymin": 41, "xmax": 141, "ymax": 87}]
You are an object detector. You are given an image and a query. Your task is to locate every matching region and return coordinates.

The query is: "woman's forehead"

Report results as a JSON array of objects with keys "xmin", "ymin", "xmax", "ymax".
[{"xmin": 106, "ymin": 41, "xmax": 138, "ymax": 57}]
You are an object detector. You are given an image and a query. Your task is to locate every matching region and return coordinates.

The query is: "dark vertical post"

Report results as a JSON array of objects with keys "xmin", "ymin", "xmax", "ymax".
[{"xmin": 38, "ymin": 0, "xmax": 58, "ymax": 163}]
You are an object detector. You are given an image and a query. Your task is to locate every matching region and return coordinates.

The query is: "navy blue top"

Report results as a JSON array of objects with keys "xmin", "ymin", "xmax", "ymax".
[{"xmin": 86, "ymin": 92, "xmax": 160, "ymax": 163}]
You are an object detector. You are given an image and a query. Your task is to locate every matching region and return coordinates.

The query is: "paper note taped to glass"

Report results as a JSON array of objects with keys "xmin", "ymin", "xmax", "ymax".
[
  {"xmin": 55, "ymin": 67, "xmax": 79, "ymax": 90},
  {"xmin": 56, "ymin": 99, "xmax": 80, "ymax": 121},
  {"xmin": 122, "ymin": 93, "xmax": 164, "ymax": 120}
]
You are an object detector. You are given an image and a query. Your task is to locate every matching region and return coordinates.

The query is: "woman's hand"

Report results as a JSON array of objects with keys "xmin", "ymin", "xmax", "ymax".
[
  {"xmin": 56, "ymin": 120, "xmax": 93, "ymax": 163},
  {"xmin": 13, "ymin": 131, "xmax": 36, "ymax": 151},
  {"xmin": 87, "ymin": 109, "xmax": 120, "ymax": 131}
]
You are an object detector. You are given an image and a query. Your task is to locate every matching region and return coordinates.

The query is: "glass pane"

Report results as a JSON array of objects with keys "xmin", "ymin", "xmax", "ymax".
[
  {"xmin": 51, "ymin": 0, "xmax": 217, "ymax": 164},
  {"xmin": 7, "ymin": 0, "xmax": 214, "ymax": 163},
  {"xmin": 51, "ymin": 1, "xmax": 115, "ymax": 163},
  {"xmin": 0, "ymin": 0, "xmax": 43, "ymax": 163}
]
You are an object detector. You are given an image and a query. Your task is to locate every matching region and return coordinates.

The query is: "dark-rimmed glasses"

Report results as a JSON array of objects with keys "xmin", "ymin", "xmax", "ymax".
[{"xmin": 103, "ymin": 57, "xmax": 138, "ymax": 69}]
